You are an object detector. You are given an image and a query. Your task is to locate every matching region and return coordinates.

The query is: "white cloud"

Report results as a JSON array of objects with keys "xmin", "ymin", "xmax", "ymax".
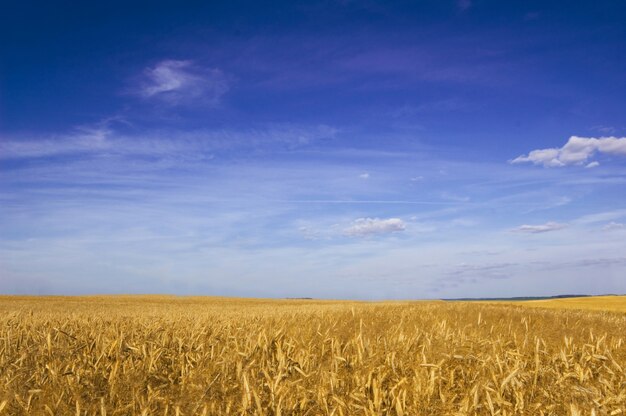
[
  {"xmin": 511, "ymin": 222, "xmax": 567, "ymax": 234},
  {"xmin": 359, "ymin": 172, "xmax": 370, "ymax": 179},
  {"xmin": 138, "ymin": 60, "xmax": 229, "ymax": 106},
  {"xmin": 510, "ymin": 136, "xmax": 626, "ymax": 168},
  {"xmin": 344, "ymin": 218, "xmax": 406, "ymax": 237}
]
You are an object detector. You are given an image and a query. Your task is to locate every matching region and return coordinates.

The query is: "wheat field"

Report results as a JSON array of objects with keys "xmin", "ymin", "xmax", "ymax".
[
  {"xmin": 506, "ymin": 296, "xmax": 626, "ymax": 313},
  {"xmin": 0, "ymin": 296, "xmax": 625, "ymax": 415}
]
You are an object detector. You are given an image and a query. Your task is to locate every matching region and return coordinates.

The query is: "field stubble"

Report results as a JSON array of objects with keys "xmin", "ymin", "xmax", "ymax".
[{"xmin": 0, "ymin": 296, "xmax": 625, "ymax": 415}]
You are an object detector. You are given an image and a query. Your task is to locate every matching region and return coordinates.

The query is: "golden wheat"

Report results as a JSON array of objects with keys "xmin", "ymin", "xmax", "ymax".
[
  {"xmin": 0, "ymin": 296, "xmax": 624, "ymax": 415},
  {"xmin": 507, "ymin": 296, "xmax": 626, "ymax": 313}
]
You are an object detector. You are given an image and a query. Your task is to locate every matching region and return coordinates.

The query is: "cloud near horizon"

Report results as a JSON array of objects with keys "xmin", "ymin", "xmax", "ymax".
[
  {"xmin": 511, "ymin": 136, "xmax": 626, "ymax": 168},
  {"xmin": 511, "ymin": 222, "xmax": 567, "ymax": 234},
  {"xmin": 344, "ymin": 218, "xmax": 406, "ymax": 237},
  {"xmin": 138, "ymin": 60, "xmax": 230, "ymax": 106}
]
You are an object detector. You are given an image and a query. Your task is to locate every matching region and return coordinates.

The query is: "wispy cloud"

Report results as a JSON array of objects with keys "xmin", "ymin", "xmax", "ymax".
[
  {"xmin": 603, "ymin": 222, "xmax": 625, "ymax": 231},
  {"xmin": 540, "ymin": 257, "xmax": 626, "ymax": 271},
  {"xmin": 457, "ymin": 0, "xmax": 472, "ymax": 12},
  {"xmin": 0, "ymin": 123, "xmax": 337, "ymax": 160},
  {"xmin": 590, "ymin": 125, "xmax": 618, "ymax": 135},
  {"xmin": 344, "ymin": 218, "xmax": 406, "ymax": 237},
  {"xmin": 573, "ymin": 210, "xmax": 626, "ymax": 225},
  {"xmin": 0, "ymin": 126, "xmax": 113, "ymax": 159},
  {"xmin": 511, "ymin": 222, "xmax": 566, "ymax": 234},
  {"xmin": 446, "ymin": 262, "xmax": 516, "ymax": 281},
  {"xmin": 510, "ymin": 136, "xmax": 626, "ymax": 168},
  {"xmin": 391, "ymin": 98, "xmax": 474, "ymax": 117},
  {"xmin": 137, "ymin": 60, "xmax": 230, "ymax": 106}
]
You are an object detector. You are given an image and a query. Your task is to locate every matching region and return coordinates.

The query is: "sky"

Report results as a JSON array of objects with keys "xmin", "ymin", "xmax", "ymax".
[{"xmin": 1, "ymin": 0, "xmax": 626, "ymax": 299}]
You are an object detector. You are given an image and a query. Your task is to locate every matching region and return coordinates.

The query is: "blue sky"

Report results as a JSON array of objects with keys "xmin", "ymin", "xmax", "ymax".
[{"xmin": 1, "ymin": 0, "xmax": 625, "ymax": 298}]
